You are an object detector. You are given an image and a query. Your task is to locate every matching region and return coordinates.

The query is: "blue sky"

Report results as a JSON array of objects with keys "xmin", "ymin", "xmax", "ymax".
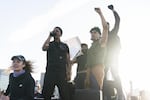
[{"xmin": 0, "ymin": 0, "xmax": 150, "ymax": 91}]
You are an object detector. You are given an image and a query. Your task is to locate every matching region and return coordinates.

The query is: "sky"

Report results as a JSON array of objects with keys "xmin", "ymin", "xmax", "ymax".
[{"xmin": 0, "ymin": 0, "xmax": 150, "ymax": 92}]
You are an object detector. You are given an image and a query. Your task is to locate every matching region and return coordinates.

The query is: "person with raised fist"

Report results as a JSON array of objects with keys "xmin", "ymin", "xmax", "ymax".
[{"xmin": 104, "ymin": 4, "xmax": 125, "ymax": 100}]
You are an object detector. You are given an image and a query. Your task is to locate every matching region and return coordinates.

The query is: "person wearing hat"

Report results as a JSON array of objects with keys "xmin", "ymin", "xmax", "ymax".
[
  {"xmin": 85, "ymin": 7, "xmax": 108, "ymax": 90},
  {"xmin": 4, "ymin": 55, "xmax": 35, "ymax": 100},
  {"xmin": 42, "ymin": 26, "xmax": 71, "ymax": 100}
]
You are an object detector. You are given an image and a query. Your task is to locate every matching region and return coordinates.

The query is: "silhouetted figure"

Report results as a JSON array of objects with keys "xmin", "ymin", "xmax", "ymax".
[
  {"xmin": 42, "ymin": 26, "xmax": 71, "ymax": 100},
  {"xmin": 103, "ymin": 5, "xmax": 125, "ymax": 100}
]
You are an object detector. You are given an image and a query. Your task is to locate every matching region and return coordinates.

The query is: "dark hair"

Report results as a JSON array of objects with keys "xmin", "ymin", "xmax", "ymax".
[
  {"xmin": 81, "ymin": 43, "xmax": 88, "ymax": 48},
  {"xmin": 23, "ymin": 60, "xmax": 34, "ymax": 73},
  {"xmin": 55, "ymin": 26, "xmax": 63, "ymax": 35},
  {"xmin": 90, "ymin": 27, "xmax": 101, "ymax": 35},
  {"xmin": 11, "ymin": 55, "xmax": 34, "ymax": 73}
]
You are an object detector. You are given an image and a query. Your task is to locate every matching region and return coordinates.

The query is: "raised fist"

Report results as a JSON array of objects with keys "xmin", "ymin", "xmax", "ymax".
[
  {"xmin": 108, "ymin": 5, "xmax": 114, "ymax": 10},
  {"xmin": 94, "ymin": 8, "xmax": 101, "ymax": 14}
]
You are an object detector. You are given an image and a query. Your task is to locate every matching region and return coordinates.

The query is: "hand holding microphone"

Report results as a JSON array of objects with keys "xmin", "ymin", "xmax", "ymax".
[{"xmin": 50, "ymin": 31, "xmax": 56, "ymax": 37}]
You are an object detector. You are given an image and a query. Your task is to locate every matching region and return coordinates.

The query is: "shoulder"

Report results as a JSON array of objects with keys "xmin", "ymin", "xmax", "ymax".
[
  {"xmin": 61, "ymin": 42, "xmax": 68, "ymax": 46},
  {"xmin": 60, "ymin": 42, "xmax": 69, "ymax": 48},
  {"xmin": 25, "ymin": 72, "xmax": 34, "ymax": 80},
  {"xmin": 94, "ymin": 40, "xmax": 106, "ymax": 49},
  {"xmin": 9, "ymin": 73, "xmax": 13, "ymax": 78},
  {"xmin": 49, "ymin": 41, "xmax": 55, "ymax": 45},
  {"xmin": 25, "ymin": 72, "xmax": 35, "ymax": 84},
  {"xmin": 9, "ymin": 73, "xmax": 13, "ymax": 76}
]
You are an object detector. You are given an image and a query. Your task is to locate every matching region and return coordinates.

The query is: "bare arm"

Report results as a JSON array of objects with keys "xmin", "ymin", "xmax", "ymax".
[
  {"xmin": 70, "ymin": 50, "xmax": 82, "ymax": 65},
  {"xmin": 111, "ymin": 10, "xmax": 120, "ymax": 35},
  {"xmin": 71, "ymin": 58, "xmax": 77, "ymax": 65},
  {"xmin": 42, "ymin": 33, "xmax": 52, "ymax": 51},
  {"xmin": 84, "ymin": 67, "xmax": 90, "ymax": 88},
  {"xmin": 65, "ymin": 44, "xmax": 71, "ymax": 81},
  {"xmin": 66, "ymin": 53, "xmax": 72, "ymax": 81},
  {"xmin": 95, "ymin": 8, "xmax": 108, "ymax": 47},
  {"xmin": 108, "ymin": 5, "xmax": 120, "ymax": 35}
]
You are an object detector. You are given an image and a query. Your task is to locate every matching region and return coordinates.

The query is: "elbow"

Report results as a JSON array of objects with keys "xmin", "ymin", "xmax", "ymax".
[
  {"xmin": 42, "ymin": 47, "xmax": 45, "ymax": 51},
  {"xmin": 42, "ymin": 47, "xmax": 47, "ymax": 51},
  {"xmin": 118, "ymin": 17, "xmax": 120, "ymax": 23},
  {"xmin": 42, "ymin": 44, "xmax": 49, "ymax": 51},
  {"xmin": 104, "ymin": 23, "xmax": 109, "ymax": 30}
]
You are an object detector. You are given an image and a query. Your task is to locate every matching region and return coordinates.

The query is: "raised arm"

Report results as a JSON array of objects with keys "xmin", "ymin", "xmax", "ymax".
[
  {"xmin": 42, "ymin": 33, "xmax": 52, "ymax": 51},
  {"xmin": 95, "ymin": 8, "xmax": 108, "ymax": 47},
  {"xmin": 108, "ymin": 5, "xmax": 120, "ymax": 35}
]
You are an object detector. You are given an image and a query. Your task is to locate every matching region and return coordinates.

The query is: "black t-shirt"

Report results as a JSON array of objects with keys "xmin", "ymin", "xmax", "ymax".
[
  {"xmin": 46, "ymin": 41, "xmax": 69, "ymax": 70},
  {"xmin": 76, "ymin": 53, "xmax": 87, "ymax": 72},
  {"xmin": 107, "ymin": 34, "xmax": 121, "ymax": 53},
  {"xmin": 105, "ymin": 33, "xmax": 121, "ymax": 64}
]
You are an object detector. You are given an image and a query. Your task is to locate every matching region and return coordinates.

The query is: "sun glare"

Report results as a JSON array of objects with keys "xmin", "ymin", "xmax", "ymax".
[{"xmin": 119, "ymin": 32, "xmax": 150, "ymax": 96}]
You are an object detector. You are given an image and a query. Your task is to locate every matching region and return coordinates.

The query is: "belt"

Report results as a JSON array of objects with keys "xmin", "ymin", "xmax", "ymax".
[{"xmin": 77, "ymin": 70, "xmax": 87, "ymax": 74}]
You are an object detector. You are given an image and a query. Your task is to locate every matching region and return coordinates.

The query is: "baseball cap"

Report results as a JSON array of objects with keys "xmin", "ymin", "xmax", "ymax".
[{"xmin": 11, "ymin": 55, "xmax": 26, "ymax": 62}]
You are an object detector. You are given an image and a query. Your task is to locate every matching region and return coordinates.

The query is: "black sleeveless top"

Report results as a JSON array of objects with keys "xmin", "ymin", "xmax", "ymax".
[{"xmin": 46, "ymin": 41, "xmax": 69, "ymax": 71}]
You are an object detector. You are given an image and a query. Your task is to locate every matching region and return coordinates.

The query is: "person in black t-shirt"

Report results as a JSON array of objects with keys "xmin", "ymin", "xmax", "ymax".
[
  {"xmin": 42, "ymin": 26, "xmax": 71, "ymax": 100},
  {"xmin": 71, "ymin": 43, "xmax": 88, "ymax": 73},
  {"xmin": 71, "ymin": 43, "xmax": 88, "ymax": 89}
]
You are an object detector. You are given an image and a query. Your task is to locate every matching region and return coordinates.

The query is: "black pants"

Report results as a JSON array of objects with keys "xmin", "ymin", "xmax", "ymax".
[
  {"xmin": 42, "ymin": 71, "xmax": 70, "ymax": 100},
  {"xmin": 74, "ymin": 72, "xmax": 99, "ymax": 89},
  {"xmin": 103, "ymin": 64, "xmax": 124, "ymax": 100}
]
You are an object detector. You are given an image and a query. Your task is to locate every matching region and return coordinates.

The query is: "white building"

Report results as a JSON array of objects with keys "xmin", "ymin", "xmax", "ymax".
[{"xmin": 0, "ymin": 69, "xmax": 9, "ymax": 90}]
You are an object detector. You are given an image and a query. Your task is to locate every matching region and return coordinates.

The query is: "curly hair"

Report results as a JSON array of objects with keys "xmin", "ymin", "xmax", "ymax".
[{"xmin": 23, "ymin": 60, "xmax": 34, "ymax": 73}]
